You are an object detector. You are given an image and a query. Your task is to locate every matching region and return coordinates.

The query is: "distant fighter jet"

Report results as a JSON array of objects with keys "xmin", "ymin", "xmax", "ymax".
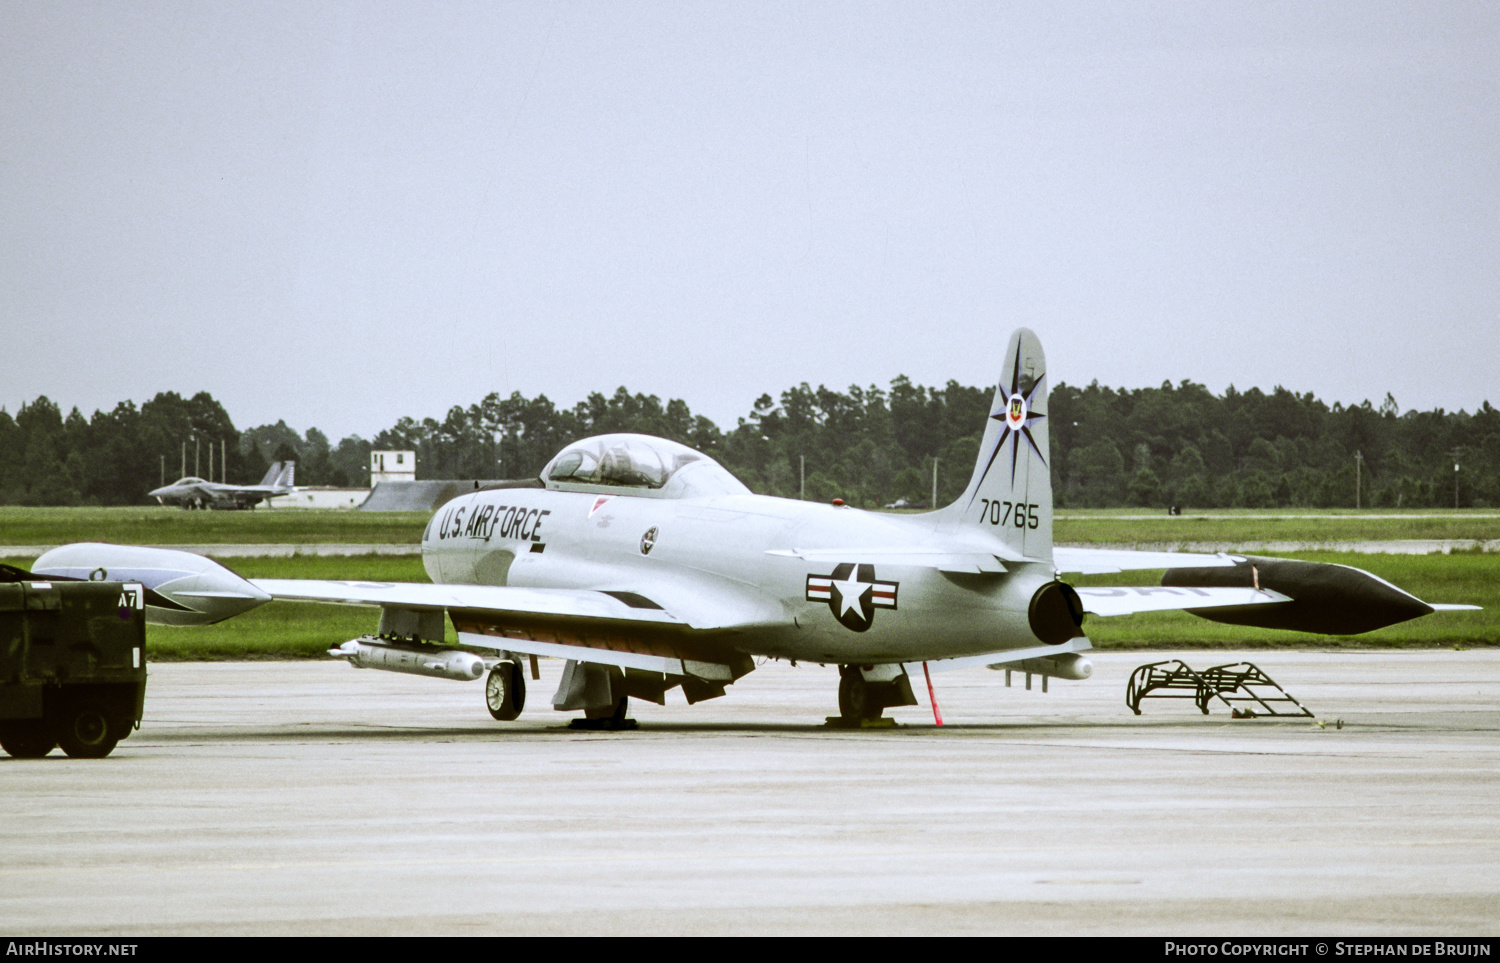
[
  {"xmin": 148, "ymin": 461, "xmax": 295, "ymax": 510},
  {"xmin": 42, "ymin": 330, "xmax": 1475, "ymax": 727}
]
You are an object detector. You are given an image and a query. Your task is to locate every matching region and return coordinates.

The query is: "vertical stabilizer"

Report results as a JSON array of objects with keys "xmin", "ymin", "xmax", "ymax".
[
  {"xmin": 940, "ymin": 328, "xmax": 1052, "ymax": 561},
  {"xmin": 273, "ymin": 461, "xmax": 296, "ymax": 490},
  {"xmin": 258, "ymin": 462, "xmax": 284, "ymax": 487}
]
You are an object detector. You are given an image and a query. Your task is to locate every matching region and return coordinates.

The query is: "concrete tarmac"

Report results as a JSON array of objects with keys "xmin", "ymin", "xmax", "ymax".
[{"xmin": 2, "ymin": 650, "xmax": 1498, "ymax": 936}]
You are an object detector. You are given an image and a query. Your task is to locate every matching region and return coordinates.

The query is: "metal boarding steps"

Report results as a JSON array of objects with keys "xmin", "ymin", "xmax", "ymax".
[{"xmin": 1126, "ymin": 660, "xmax": 1315, "ymax": 718}]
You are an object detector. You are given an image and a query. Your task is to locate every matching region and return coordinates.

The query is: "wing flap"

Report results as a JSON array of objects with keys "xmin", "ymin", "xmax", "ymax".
[{"xmin": 455, "ymin": 630, "xmax": 738, "ymax": 681}]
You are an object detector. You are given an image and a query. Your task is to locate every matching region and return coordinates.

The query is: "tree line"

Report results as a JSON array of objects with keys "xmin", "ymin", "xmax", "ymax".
[{"xmin": 2, "ymin": 379, "xmax": 1496, "ymax": 509}]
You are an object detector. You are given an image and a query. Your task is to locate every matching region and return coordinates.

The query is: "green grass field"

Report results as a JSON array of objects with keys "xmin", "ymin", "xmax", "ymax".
[
  {"xmin": 1055, "ymin": 508, "xmax": 1500, "ymax": 544},
  {"xmin": 4, "ymin": 505, "xmax": 1500, "ymax": 547},
  {"xmin": 2, "ymin": 508, "xmax": 1495, "ymax": 658},
  {"xmin": 0, "ymin": 506, "xmax": 429, "ymax": 545}
]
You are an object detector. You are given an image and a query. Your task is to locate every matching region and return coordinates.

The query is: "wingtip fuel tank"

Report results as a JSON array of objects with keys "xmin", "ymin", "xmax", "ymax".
[
  {"xmin": 31, "ymin": 543, "xmax": 271, "ymax": 625},
  {"xmin": 1162, "ymin": 555, "xmax": 1434, "ymax": 635}
]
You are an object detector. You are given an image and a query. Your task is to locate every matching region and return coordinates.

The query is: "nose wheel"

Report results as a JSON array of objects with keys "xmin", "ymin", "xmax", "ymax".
[{"xmin": 485, "ymin": 661, "xmax": 526, "ymax": 721}]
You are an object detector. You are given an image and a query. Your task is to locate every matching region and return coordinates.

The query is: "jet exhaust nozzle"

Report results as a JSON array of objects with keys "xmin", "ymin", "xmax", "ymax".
[
  {"xmin": 1028, "ymin": 580, "xmax": 1086, "ymax": 645},
  {"xmin": 330, "ymin": 637, "xmax": 486, "ymax": 682}
]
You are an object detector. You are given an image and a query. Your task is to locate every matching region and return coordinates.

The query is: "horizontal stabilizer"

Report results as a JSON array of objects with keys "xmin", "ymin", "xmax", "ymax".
[
  {"xmin": 768, "ymin": 548, "xmax": 1009, "ymax": 574},
  {"xmin": 1053, "ymin": 547, "xmax": 1240, "ymax": 575}
]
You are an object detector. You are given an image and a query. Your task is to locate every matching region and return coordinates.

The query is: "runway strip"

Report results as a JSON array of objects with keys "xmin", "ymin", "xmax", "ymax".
[{"xmin": 3, "ymin": 651, "xmax": 1497, "ymax": 935}]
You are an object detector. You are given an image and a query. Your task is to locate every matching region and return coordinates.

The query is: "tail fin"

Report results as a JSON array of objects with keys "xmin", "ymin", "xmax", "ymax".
[
  {"xmin": 273, "ymin": 461, "xmax": 295, "ymax": 489},
  {"xmin": 258, "ymin": 462, "xmax": 284, "ymax": 487},
  {"xmin": 939, "ymin": 327, "xmax": 1052, "ymax": 561}
]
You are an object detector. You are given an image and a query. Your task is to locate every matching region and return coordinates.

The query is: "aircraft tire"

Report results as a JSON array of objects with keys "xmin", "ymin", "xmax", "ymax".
[
  {"xmin": 837, "ymin": 667, "xmax": 879, "ymax": 721},
  {"xmin": 54, "ymin": 702, "xmax": 121, "ymax": 759},
  {"xmin": 0, "ymin": 720, "xmax": 57, "ymax": 759},
  {"xmin": 485, "ymin": 661, "xmax": 525, "ymax": 721}
]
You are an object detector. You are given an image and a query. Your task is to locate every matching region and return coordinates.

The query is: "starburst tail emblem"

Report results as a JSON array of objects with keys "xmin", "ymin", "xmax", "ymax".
[
  {"xmin": 806, "ymin": 563, "xmax": 898, "ymax": 632},
  {"xmin": 966, "ymin": 335, "xmax": 1047, "ymax": 508}
]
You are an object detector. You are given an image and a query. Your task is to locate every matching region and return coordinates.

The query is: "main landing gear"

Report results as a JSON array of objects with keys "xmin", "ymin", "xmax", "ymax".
[
  {"xmin": 831, "ymin": 664, "xmax": 918, "ymax": 728},
  {"xmin": 570, "ymin": 696, "xmax": 633, "ymax": 731},
  {"xmin": 485, "ymin": 661, "xmax": 526, "ymax": 721},
  {"xmin": 483, "ymin": 658, "xmax": 637, "ymax": 730}
]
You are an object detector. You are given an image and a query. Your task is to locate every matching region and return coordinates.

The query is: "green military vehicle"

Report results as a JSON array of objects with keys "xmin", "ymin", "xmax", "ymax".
[{"xmin": 0, "ymin": 566, "xmax": 147, "ymax": 758}]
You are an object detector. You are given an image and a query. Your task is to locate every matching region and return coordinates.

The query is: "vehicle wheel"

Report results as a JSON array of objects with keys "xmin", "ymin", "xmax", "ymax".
[
  {"xmin": 0, "ymin": 720, "xmax": 57, "ymax": 759},
  {"xmin": 838, "ymin": 666, "xmax": 879, "ymax": 721},
  {"xmin": 485, "ymin": 661, "xmax": 525, "ymax": 721},
  {"xmin": 55, "ymin": 703, "xmax": 120, "ymax": 759}
]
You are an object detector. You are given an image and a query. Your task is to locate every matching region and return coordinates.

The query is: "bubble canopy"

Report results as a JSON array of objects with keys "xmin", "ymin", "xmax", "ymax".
[{"xmin": 541, "ymin": 434, "xmax": 750, "ymax": 499}]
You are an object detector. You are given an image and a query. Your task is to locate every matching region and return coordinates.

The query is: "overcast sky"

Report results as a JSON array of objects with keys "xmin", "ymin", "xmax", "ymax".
[{"xmin": 3, "ymin": 2, "xmax": 1497, "ymax": 442}]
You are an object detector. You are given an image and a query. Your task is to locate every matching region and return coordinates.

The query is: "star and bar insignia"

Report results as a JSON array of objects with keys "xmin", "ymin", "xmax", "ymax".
[{"xmin": 806, "ymin": 563, "xmax": 899, "ymax": 632}]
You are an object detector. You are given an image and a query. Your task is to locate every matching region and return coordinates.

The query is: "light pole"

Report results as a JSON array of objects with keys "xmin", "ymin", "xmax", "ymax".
[
  {"xmin": 1354, "ymin": 450, "xmax": 1363, "ymax": 509},
  {"xmin": 1450, "ymin": 447, "xmax": 1463, "ymax": 509}
]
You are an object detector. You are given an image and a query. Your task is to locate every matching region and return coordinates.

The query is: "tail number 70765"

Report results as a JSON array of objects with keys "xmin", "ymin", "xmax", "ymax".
[{"xmin": 979, "ymin": 498, "xmax": 1039, "ymax": 530}]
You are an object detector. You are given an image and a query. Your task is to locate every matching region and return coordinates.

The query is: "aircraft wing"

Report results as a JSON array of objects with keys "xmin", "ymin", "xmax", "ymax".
[
  {"xmin": 1073, "ymin": 584, "xmax": 1291, "ymax": 616},
  {"xmin": 1058, "ymin": 550, "xmax": 1473, "ymax": 635},
  {"xmin": 33, "ymin": 545, "xmax": 767, "ymax": 681},
  {"xmin": 250, "ymin": 578, "xmax": 754, "ymax": 681},
  {"xmin": 249, "ymin": 579, "xmax": 683, "ymax": 625}
]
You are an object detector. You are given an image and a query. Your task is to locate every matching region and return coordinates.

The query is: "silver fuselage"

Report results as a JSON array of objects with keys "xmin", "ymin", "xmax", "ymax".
[{"xmin": 420, "ymin": 486, "xmax": 1054, "ymax": 665}]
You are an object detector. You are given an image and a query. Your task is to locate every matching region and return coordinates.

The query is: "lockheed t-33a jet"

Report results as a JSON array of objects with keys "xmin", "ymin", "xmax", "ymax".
[{"xmin": 35, "ymin": 330, "xmax": 1475, "ymax": 729}]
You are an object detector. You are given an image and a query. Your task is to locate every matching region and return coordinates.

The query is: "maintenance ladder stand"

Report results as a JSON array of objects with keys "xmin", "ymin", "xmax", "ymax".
[{"xmin": 1126, "ymin": 660, "xmax": 1315, "ymax": 718}]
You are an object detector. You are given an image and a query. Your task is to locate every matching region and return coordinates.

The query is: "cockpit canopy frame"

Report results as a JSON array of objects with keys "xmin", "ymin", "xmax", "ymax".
[{"xmin": 540, "ymin": 433, "xmax": 749, "ymax": 499}]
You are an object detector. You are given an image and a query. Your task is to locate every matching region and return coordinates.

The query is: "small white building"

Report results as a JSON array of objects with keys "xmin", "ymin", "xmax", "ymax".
[{"xmin": 371, "ymin": 450, "xmax": 416, "ymax": 484}]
